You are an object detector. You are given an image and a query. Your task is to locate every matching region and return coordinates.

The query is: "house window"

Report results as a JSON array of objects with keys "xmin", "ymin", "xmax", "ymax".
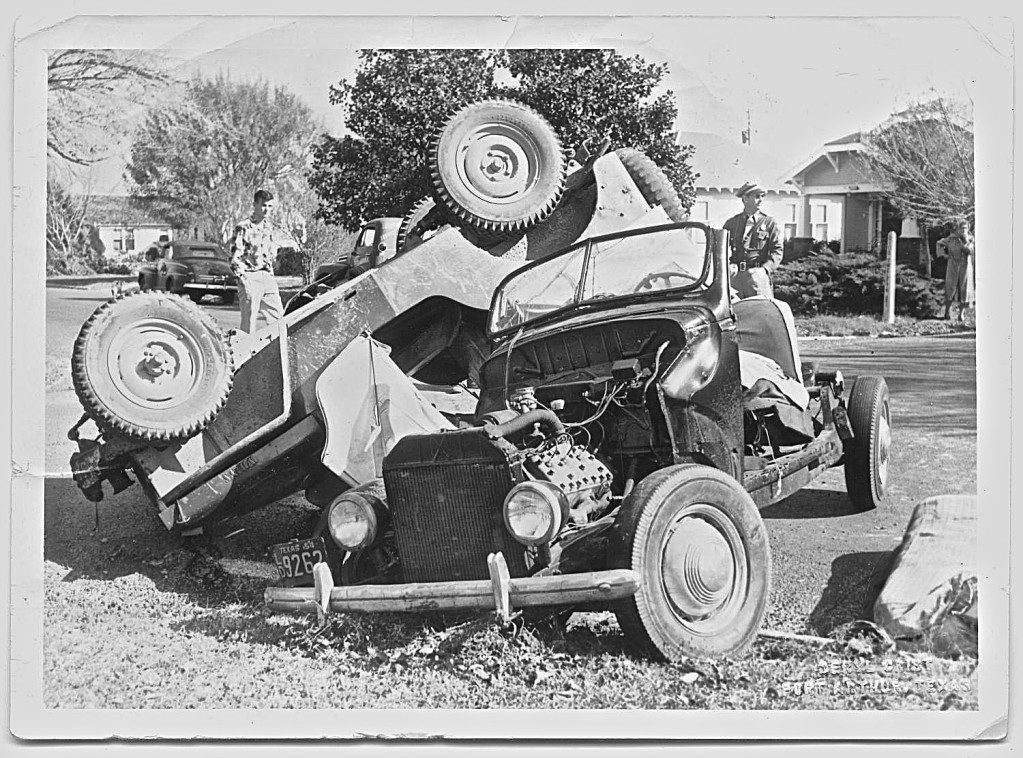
[
  {"xmin": 784, "ymin": 224, "xmax": 797, "ymax": 240},
  {"xmin": 811, "ymin": 205, "xmax": 828, "ymax": 240},
  {"xmin": 786, "ymin": 203, "xmax": 797, "ymax": 223},
  {"xmin": 814, "ymin": 224, "xmax": 829, "ymax": 240},
  {"xmin": 125, "ymin": 228, "xmax": 135, "ymax": 252},
  {"xmin": 112, "ymin": 228, "xmax": 123, "ymax": 252}
]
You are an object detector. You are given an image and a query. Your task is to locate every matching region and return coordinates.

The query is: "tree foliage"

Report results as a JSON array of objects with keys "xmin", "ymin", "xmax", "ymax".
[
  {"xmin": 126, "ymin": 73, "xmax": 322, "ymax": 243},
  {"xmin": 47, "ymin": 49, "xmax": 170, "ymax": 167},
  {"xmin": 309, "ymin": 49, "xmax": 696, "ymax": 231},
  {"xmin": 863, "ymin": 97, "xmax": 974, "ymax": 226}
]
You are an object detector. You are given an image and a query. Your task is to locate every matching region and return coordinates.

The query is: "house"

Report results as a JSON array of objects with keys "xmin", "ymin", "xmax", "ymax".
[
  {"xmin": 85, "ymin": 195, "xmax": 189, "ymax": 262},
  {"xmin": 680, "ymin": 131, "xmax": 803, "ymax": 242},
  {"xmin": 784, "ymin": 132, "xmax": 910, "ymax": 255}
]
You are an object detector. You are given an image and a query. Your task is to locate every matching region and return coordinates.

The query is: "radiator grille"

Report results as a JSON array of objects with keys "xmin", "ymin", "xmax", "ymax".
[{"xmin": 383, "ymin": 429, "xmax": 528, "ymax": 582}]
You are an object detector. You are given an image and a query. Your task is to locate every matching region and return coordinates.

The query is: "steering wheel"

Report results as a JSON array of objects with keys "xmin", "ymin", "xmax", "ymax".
[{"xmin": 634, "ymin": 270, "xmax": 700, "ymax": 292}]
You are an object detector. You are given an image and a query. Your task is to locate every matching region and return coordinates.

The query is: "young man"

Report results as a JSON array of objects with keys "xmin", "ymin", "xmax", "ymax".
[
  {"xmin": 230, "ymin": 189, "xmax": 285, "ymax": 333},
  {"xmin": 723, "ymin": 181, "xmax": 784, "ymax": 299}
]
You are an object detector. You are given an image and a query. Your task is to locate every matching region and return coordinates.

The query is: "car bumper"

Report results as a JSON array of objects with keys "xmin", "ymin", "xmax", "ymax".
[
  {"xmin": 183, "ymin": 282, "xmax": 236, "ymax": 292},
  {"xmin": 264, "ymin": 567, "xmax": 641, "ymax": 615}
]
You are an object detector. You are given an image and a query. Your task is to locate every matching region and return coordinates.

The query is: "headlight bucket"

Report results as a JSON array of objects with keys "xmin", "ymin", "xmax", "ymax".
[
  {"xmin": 658, "ymin": 323, "xmax": 720, "ymax": 401},
  {"xmin": 503, "ymin": 480, "xmax": 568, "ymax": 546},
  {"xmin": 326, "ymin": 491, "xmax": 379, "ymax": 551}
]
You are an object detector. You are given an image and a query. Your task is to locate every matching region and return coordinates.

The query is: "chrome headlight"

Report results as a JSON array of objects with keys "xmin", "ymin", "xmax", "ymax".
[
  {"xmin": 503, "ymin": 481, "xmax": 568, "ymax": 546},
  {"xmin": 658, "ymin": 323, "xmax": 720, "ymax": 401},
  {"xmin": 326, "ymin": 492, "xmax": 378, "ymax": 551}
]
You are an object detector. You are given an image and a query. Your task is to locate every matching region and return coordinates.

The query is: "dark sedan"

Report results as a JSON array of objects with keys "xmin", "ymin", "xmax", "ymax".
[{"xmin": 138, "ymin": 240, "xmax": 237, "ymax": 304}]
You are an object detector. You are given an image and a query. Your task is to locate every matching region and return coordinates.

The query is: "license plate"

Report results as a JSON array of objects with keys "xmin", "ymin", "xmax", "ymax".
[{"xmin": 271, "ymin": 537, "xmax": 328, "ymax": 586}]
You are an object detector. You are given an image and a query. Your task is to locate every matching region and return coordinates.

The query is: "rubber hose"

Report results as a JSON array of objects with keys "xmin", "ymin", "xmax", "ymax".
[{"xmin": 483, "ymin": 408, "xmax": 565, "ymax": 439}]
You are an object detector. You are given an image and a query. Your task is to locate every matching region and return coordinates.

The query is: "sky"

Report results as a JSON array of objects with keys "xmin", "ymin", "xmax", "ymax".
[{"xmin": 38, "ymin": 14, "xmax": 1011, "ymax": 195}]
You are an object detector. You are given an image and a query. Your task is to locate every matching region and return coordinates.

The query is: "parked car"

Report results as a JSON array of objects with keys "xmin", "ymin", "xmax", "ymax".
[{"xmin": 138, "ymin": 239, "xmax": 237, "ymax": 305}]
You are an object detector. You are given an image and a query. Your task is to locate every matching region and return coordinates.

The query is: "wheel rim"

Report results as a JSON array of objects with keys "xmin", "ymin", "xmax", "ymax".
[
  {"xmin": 876, "ymin": 400, "xmax": 892, "ymax": 488},
  {"xmin": 105, "ymin": 318, "xmax": 206, "ymax": 411},
  {"xmin": 455, "ymin": 122, "xmax": 540, "ymax": 207},
  {"xmin": 659, "ymin": 503, "xmax": 748, "ymax": 636}
]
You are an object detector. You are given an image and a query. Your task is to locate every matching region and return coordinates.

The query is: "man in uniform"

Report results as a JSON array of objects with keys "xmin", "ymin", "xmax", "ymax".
[
  {"xmin": 723, "ymin": 180, "xmax": 784, "ymax": 299},
  {"xmin": 230, "ymin": 188, "xmax": 285, "ymax": 333}
]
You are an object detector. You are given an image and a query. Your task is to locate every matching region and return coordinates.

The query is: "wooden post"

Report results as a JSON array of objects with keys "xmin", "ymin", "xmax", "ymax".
[
  {"xmin": 920, "ymin": 220, "xmax": 932, "ymax": 278},
  {"xmin": 885, "ymin": 231, "xmax": 897, "ymax": 323}
]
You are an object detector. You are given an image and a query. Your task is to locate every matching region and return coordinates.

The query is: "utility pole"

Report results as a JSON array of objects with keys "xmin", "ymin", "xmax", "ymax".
[{"xmin": 741, "ymin": 110, "xmax": 751, "ymax": 146}]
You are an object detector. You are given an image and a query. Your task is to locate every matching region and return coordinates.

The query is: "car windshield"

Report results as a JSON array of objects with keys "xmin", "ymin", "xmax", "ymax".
[{"xmin": 489, "ymin": 224, "xmax": 710, "ymax": 334}]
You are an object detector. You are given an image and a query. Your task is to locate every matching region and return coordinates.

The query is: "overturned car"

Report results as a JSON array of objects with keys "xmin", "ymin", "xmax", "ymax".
[{"xmin": 66, "ymin": 99, "xmax": 890, "ymax": 660}]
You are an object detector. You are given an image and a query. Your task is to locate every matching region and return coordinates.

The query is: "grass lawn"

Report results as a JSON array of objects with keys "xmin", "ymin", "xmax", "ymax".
[{"xmin": 796, "ymin": 312, "xmax": 976, "ymax": 338}]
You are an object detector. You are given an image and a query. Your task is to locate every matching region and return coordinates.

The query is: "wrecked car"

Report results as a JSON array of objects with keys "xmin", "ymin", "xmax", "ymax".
[{"xmin": 66, "ymin": 98, "xmax": 890, "ymax": 660}]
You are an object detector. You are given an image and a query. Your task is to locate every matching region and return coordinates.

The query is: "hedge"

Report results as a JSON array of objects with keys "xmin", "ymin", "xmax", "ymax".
[{"xmin": 773, "ymin": 250, "xmax": 945, "ymax": 318}]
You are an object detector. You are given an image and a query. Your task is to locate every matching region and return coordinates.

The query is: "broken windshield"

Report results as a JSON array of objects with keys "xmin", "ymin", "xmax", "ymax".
[{"xmin": 489, "ymin": 224, "xmax": 710, "ymax": 334}]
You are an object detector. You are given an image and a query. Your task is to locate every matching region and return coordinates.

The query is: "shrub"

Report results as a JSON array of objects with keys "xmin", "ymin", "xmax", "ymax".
[
  {"xmin": 773, "ymin": 250, "xmax": 944, "ymax": 318},
  {"xmin": 274, "ymin": 246, "xmax": 308, "ymax": 277}
]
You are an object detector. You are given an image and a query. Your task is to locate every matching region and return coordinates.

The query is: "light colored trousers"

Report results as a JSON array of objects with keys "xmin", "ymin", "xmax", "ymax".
[
  {"xmin": 238, "ymin": 270, "xmax": 284, "ymax": 333},
  {"xmin": 730, "ymin": 265, "xmax": 775, "ymax": 299}
]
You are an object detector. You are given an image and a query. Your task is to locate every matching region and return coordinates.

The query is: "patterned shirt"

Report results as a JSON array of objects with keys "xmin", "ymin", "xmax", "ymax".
[{"xmin": 230, "ymin": 217, "xmax": 278, "ymax": 276}]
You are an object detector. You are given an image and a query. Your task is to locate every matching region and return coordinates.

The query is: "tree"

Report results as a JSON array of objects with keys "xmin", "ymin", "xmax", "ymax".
[
  {"xmin": 46, "ymin": 172, "xmax": 104, "ymax": 274},
  {"xmin": 126, "ymin": 73, "xmax": 322, "ymax": 243},
  {"xmin": 863, "ymin": 96, "xmax": 975, "ymax": 227},
  {"xmin": 47, "ymin": 49, "xmax": 170, "ymax": 167},
  {"xmin": 308, "ymin": 49, "xmax": 697, "ymax": 231}
]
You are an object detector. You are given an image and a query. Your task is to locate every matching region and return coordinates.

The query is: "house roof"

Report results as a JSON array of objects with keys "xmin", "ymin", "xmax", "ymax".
[
  {"xmin": 785, "ymin": 135, "xmax": 868, "ymax": 184},
  {"xmin": 85, "ymin": 195, "xmax": 182, "ymax": 227},
  {"xmin": 678, "ymin": 131, "xmax": 798, "ymax": 194}
]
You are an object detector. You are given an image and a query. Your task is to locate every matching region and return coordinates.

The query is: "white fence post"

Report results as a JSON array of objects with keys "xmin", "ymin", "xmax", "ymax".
[{"xmin": 885, "ymin": 231, "xmax": 897, "ymax": 324}]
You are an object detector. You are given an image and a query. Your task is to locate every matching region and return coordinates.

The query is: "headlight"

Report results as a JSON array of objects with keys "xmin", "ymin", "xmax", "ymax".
[
  {"xmin": 503, "ymin": 481, "xmax": 567, "ymax": 546},
  {"xmin": 326, "ymin": 492, "xmax": 378, "ymax": 551},
  {"xmin": 658, "ymin": 323, "xmax": 720, "ymax": 401}
]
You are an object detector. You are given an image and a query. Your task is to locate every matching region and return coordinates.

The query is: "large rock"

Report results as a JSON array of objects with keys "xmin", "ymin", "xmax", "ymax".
[{"xmin": 873, "ymin": 495, "xmax": 977, "ymax": 657}]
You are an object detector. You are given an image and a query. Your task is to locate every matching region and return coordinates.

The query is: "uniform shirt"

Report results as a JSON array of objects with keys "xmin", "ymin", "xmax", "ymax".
[
  {"xmin": 723, "ymin": 210, "xmax": 783, "ymax": 273},
  {"xmin": 230, "ymin": 217, "xmax": 278, "ymax": 276}
]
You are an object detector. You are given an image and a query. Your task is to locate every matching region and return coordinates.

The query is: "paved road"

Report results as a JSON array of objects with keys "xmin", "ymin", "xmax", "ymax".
[{"xmin": 43, "ymin": 287, "xmax": 977, "ymax": 635}]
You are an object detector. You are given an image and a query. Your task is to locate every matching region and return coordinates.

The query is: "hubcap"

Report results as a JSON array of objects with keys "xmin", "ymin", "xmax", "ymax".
[
  {"xmin": 877, "ymin": 402, "xmax": 892, "ymax": 487},
  {"xmin": 106, "ymin": 318, "xmax": 205, "ymax": 410},
  {"xmin": 456, "ymin": 123, "xmax": 540, "ymax": 206},
  {"xmin": 661, "ymin": 504, "xmax": 746, "ymax": 625}
]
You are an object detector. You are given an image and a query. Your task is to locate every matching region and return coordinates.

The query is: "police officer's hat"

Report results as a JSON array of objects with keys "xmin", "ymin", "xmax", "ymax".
[{"xmin": 735, "ymin": 181, "xmax": 766, "ymax": 198}]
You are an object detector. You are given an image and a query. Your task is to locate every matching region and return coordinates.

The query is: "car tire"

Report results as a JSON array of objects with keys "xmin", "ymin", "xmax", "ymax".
[
  {"xmin": 843, "ymin": 375, "xmax": 892, "ymax": 511},
  {"xmin": 71, "ymin": 291, "xmax": 234, "ymax": 442},
  {"xmin": 610, "ymin": 463, "xmax": 771, "ymax": 660},
  {"xmin": 189, "ymin": 293, "xmax": 205, "ymax": 304},
  {"xmin": 396, "ymin": 196, "xmax": 446, "ymax": 254},
  {"xmin": 220, "ymin": 292, "xmax": 235, "ymax": 306},
  {"xmin": 615, "ymin": 148, "xmax": 687, "ymax": 223},
  {"xmin": 430, "ymin": 99, "xmax": 567, "ymax": 236}
]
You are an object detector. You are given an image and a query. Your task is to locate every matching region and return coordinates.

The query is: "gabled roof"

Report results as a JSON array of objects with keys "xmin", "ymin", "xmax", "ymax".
[
  {"xmin": 84, "ymin": 195, "xmax": 182, "ymax": 227},
  {"xmin": 786, "ymin": 135, "xmax": 867, "ymax": 183},
  {"xmin": 679, "ymin": 131, "xmax": 798, "ymax": 194}
]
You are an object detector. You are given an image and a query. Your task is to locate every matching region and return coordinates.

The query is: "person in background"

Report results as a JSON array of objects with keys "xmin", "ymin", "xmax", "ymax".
[
  {"xmin": 724, "ymin": 181, "xmax": 784, "ymax": 299},
  {"xmin": 230, "ymin": 189, "xmax": 284, "ymax": 333},
  {"xmin": 936, "ymin": 218, "xmax": 975, "ymax": 322}
]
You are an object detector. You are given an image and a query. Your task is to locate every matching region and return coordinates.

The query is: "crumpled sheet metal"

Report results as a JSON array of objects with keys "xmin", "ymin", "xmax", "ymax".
[{"xmin": 873, "ymin": 494, "xmax": 978, "ymax": 657}]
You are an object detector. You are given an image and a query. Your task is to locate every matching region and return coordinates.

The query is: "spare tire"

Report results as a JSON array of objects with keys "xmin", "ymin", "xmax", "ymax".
[
  {"xmin": 615, "ymin": 148, "xmax": 687, "ymax": 223},
  {"xmin": 71, "ymin": 291, "xmax": 234, "ymax": 442},
  {"xmin": 430, "ymin": 99, "xmax": 567, "ymax": 236}
]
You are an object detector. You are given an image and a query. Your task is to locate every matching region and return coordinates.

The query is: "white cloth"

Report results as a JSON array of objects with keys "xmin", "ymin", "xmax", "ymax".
[
  {"xmin": 738, "ymin": 350, "xmax": 809, "ymax": 410},
  {"xmin": 238, "ymin": 270, "xmax": 284, "ymax": 333}
]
